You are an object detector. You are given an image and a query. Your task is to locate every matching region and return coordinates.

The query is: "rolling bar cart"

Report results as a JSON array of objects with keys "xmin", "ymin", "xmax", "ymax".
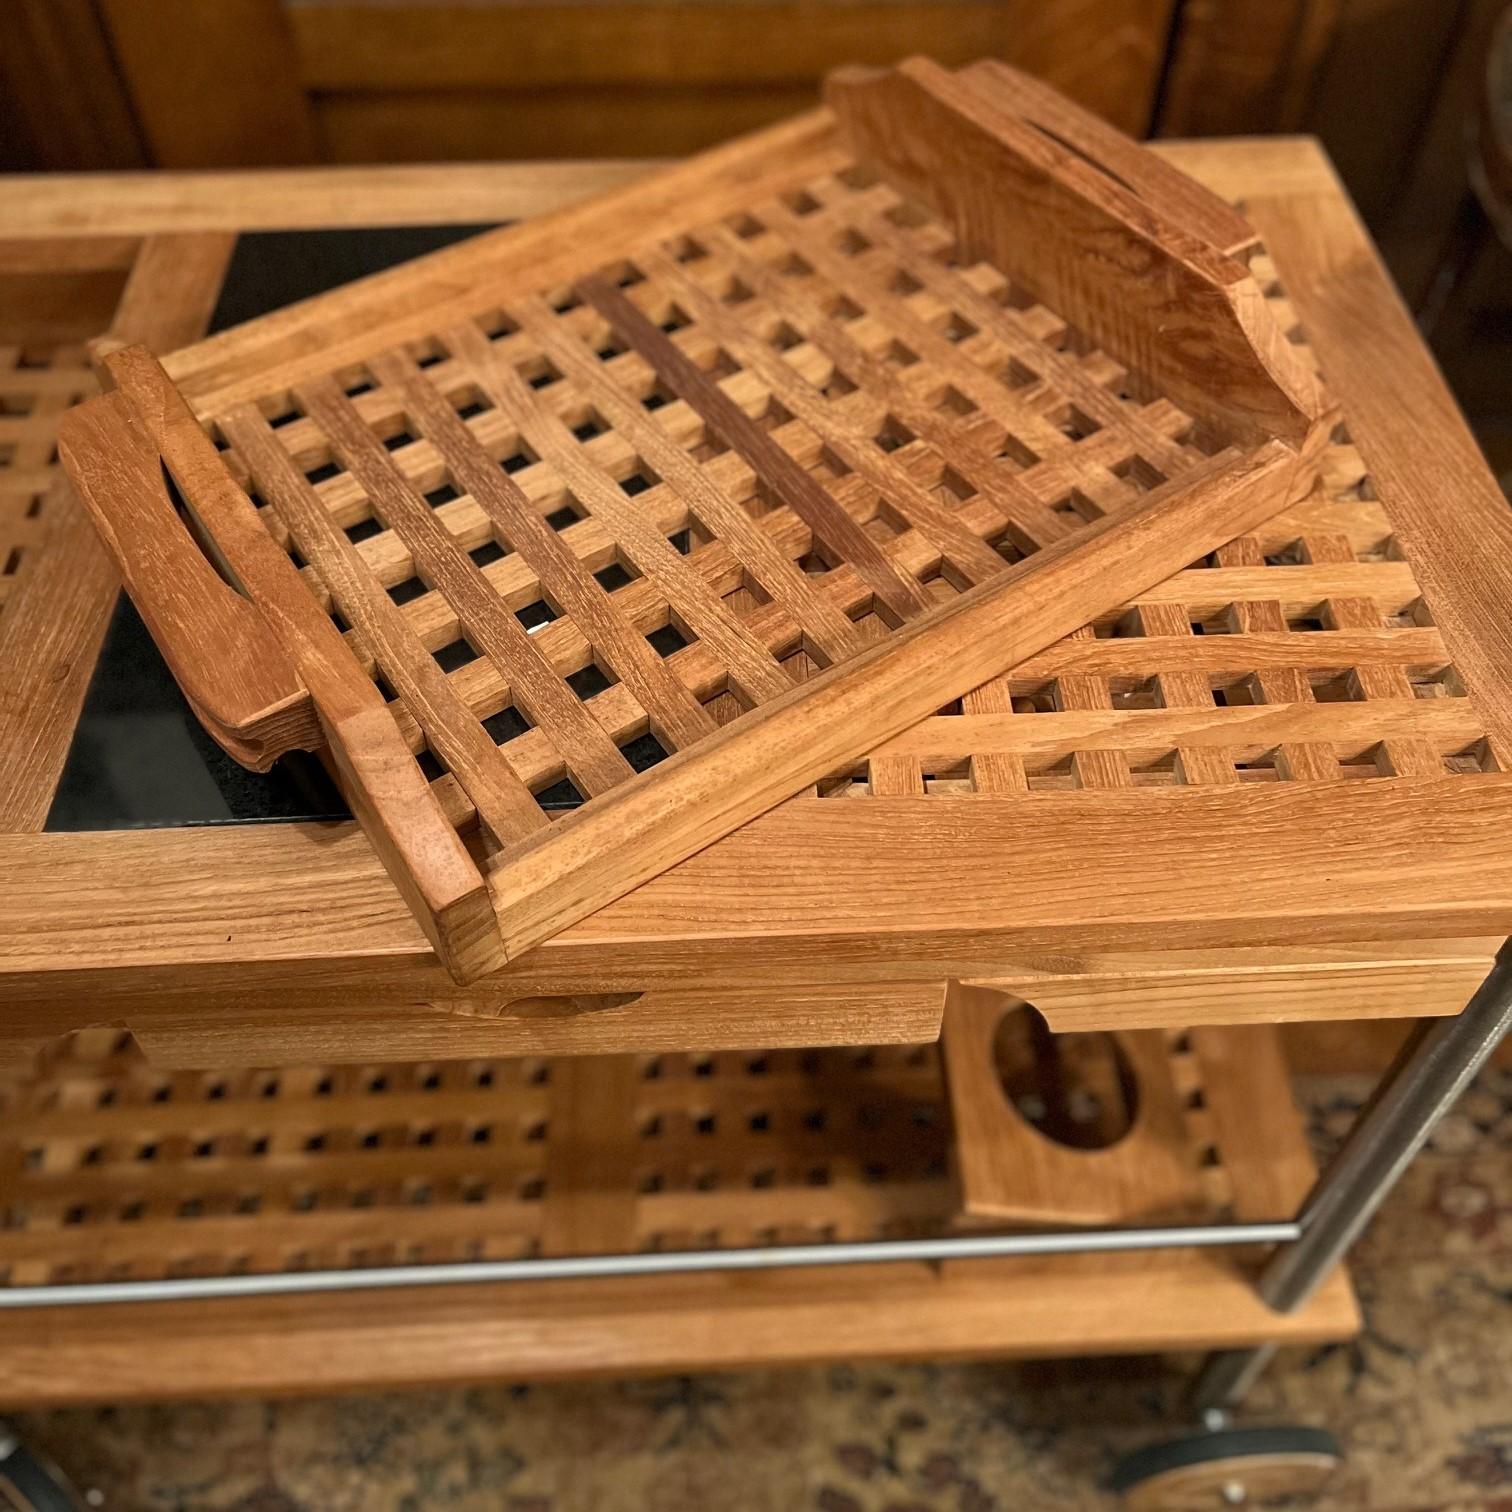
[{"xmin": 1, "ymin": 127, "xmax": 1509, "ymax": 1507}]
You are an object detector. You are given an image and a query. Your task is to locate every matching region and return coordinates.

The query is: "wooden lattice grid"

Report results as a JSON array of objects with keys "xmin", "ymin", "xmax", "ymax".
[
  {"xmin": 0, "ymin": 341, "xmax": 95, "ymax": 625},
  {"xmin": 0, "ymin": 1020, "xmax": 1262, "ymax": 1287},
  {"xmin": 202, "ymin": 157, "xmax": 1226, "ymax": 838},
  {"xmin": 187, "ymin": 169, "xmax": 1500, "ymax": 822},
  {"xmin": 24, "ymin": 208, "xmax": 1488, "ymax": 809}
]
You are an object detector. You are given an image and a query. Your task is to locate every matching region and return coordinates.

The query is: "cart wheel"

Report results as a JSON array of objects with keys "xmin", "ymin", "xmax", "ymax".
[
  {"xmin": 0, "ymin": 1424, "xmax": 86, "ymax": 1511},
  {"xmin": 1112, "ymin": 1425, "xmax": 1342, "ymax": 1509}
]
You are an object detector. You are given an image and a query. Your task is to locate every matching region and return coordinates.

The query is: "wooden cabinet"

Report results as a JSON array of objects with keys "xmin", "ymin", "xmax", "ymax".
[
  {"xmin": 4, "ymin": 0, "xmax": 1490, "ymax": 292},
  {"xmin": 6, "ymin": 0, "xmax": 1178, "ymax": 169}
]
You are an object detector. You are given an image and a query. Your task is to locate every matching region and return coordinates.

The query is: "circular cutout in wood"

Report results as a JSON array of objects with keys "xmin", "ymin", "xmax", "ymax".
[{"xmin": 992, "ymin": 1004, "xmax": 1139, "ymax": 1150}]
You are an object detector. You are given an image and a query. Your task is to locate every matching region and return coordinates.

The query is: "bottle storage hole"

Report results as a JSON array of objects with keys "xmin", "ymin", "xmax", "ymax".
[{"xmin": 992, "ymin": 1008, "xmax": 1139, "ymax": 1150}]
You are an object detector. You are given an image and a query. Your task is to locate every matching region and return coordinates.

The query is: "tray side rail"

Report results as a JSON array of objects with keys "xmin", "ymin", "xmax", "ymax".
[{"xmin": 58, "ymin": 347, "xmax": 504, "ymax": 983}]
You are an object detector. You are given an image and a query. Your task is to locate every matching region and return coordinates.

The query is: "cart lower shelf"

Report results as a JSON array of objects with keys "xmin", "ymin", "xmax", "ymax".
[{"xmin": 0, "ymin": 1019, "xmax": 1358, "ymax": 1407}]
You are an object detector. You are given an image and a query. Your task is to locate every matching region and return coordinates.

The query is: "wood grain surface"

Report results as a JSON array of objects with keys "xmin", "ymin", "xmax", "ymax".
[
  {"xmin": 827, "ymin": 58, "xmax": 1325, "ymax": 453},
  {"xmin": 0, "ymin": 232, "xmax": 235, "ymax": 833}
]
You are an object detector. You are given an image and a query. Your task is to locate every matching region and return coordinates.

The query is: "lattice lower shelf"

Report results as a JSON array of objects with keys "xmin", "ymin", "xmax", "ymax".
[
  {"xmin": 0, "ymin": 1015, "xmax": 1357, "ymax": 1405},
  {"xmin": 2, "ymin": 1009, "xmax": 1302, "ymax": 1283}
]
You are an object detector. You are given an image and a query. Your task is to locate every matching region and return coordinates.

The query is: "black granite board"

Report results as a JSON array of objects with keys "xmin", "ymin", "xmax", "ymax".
[{"xmin": 47, "ymin": 224, "xmax": 497, "ymax": 832}]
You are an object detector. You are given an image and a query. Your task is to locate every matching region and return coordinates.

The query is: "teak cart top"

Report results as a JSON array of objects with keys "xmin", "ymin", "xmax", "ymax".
[
  {"xmin": 58, "ymin": 60, "xmax": 1329, "ymax": 982},
  {"xmin": 1, "ymin": 132, "xmax": 1511, "ymax": 1035}
]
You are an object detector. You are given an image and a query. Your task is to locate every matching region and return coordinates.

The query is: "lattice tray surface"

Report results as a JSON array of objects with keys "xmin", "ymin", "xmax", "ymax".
[
  {"xmin": 60, "ymin": 59, "xmax": 1325, "ymax": 981},
  {"xmin": 16, "ymin": 247, "xmax": 1494, "ymax": 816},
  {"xmin": 226, "ymin": 166, "xmax": 1225, "ymax": 806},
  {"xmin": 0, "ymin": 341, "xmax": 92, "ymax": 624},
  {"xmin": 0, "ymin": 1023, "xmax": 1259, "ymax": 1286},
  {"xmin": 841, "ymin": 251, "xmax": 1506, "ymax": 799},
  {"xmin": 9, "ymin": 246, "xmax": 1421, "ymax": 806}
]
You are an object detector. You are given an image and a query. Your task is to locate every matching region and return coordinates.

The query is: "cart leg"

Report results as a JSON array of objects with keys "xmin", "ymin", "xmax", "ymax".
[
  {"xmin": 1192, "ymin": 937, "xmax": 1512, "ymax": 1412},
  {"xmin": 0, "ymin": 1421, "xmax": 86, "ymax": 1509},
  {"xmin": 1115, "ymin": 941, "xmax": 1512, "ymax": 1504}
]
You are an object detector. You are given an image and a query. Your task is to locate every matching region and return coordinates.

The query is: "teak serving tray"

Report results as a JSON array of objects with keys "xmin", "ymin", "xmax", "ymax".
[{"xmin": 58, "ymin": 59, "xmax": 1329, "ymax": 983}]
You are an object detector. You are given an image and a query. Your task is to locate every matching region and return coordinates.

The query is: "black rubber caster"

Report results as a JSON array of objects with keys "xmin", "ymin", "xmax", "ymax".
[{"xmin": 1111, "ymin": 1424, "xmax": 1343, "ymax": 1509}]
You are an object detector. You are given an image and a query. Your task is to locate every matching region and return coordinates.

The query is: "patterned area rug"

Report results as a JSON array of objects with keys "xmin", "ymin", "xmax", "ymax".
[{"xmin": 13, "ymin": 1069, "xmax": 1511, "ymax": 1511}]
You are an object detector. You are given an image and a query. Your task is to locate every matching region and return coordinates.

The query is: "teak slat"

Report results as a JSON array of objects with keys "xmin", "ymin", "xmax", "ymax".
[
  {"xmin": 106, "ymin": 231, "xmax": 239, "ymax": 356},
  {"xmin": 0, "ymin": 163, "xmax": 661, "ymax": 239}
]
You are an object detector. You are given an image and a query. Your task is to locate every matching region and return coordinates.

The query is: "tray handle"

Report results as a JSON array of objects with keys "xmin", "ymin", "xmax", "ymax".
[
  {"xmin": 951, "ymin": 59, "xmax": 1260, "ymax": 257},
  {"xmin": 826, "ymin": 58, "xmax": 1330, "ymax": 458},
  {"xmin": 58, "ymin": 350, "xmax": 322, "ymax": 771}
]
